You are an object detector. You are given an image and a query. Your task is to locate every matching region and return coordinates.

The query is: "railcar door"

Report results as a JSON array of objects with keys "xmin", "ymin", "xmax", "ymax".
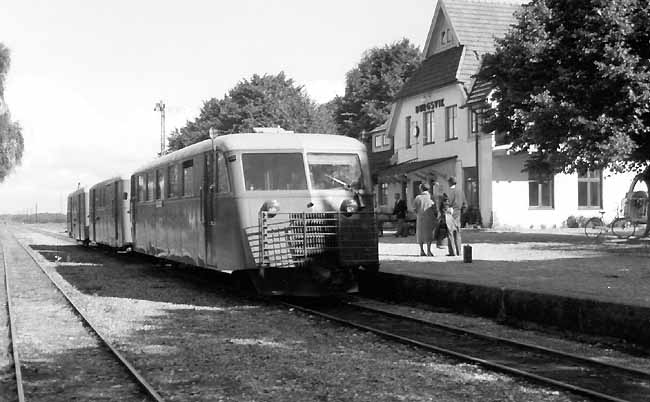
[
  {"xmin": 113, "ymin": 181, "xmax": 119, "ymax": 243},
  {"xmin": 90, "ymin": 189, "xmax": 96, "ymax": 242},
  {"xmin": 203, "ymin": 151, "xmax": 216, "ymax": 267}
]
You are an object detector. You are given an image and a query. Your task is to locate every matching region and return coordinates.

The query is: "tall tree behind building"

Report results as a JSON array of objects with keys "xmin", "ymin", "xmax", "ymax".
[
  {"xmin": 0, "ymin": 43, "xmax": 24, "ymax": 182},
  {"xmin": 168, "ymin": 72, "xmax": 318, "ymax": 151},
  {"xmin": 334, "ymin": 39, "xmax": 422, "ymax": 139},
  {"xmin": 478, "ymin": 0, "xmax": 650, "ymax": 234}
]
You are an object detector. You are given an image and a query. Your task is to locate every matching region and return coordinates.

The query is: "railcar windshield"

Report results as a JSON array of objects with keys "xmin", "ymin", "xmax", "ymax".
[
  {"xmin": 242, "ymin": 153, "xmax": 308, "ymax": 191},
  {"xmin": 308, "ymin": 153, "xmax": 364, "ymax": 190}
]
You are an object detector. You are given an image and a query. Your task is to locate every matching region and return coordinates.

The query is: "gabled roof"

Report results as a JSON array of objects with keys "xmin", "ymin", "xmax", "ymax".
[
  {"xmin": 466, "ymin": 72, "xmax": 494, "ymax": 105},
  {"xmin": 439, "ymin": 0, "xmax": 523, "ymax": 59},
  {"xmin": 394, "ymin": 46, "xmax": 464, "ymax": 100},
  {"xmin": 398, "ymin": 0, "xmax": 522, "ymax": 101}
]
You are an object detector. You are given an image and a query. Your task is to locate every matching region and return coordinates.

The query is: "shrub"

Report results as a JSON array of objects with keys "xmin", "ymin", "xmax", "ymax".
[{"xmin": 566, "ymin": 216, "xmax": 579, "ymax": 228}]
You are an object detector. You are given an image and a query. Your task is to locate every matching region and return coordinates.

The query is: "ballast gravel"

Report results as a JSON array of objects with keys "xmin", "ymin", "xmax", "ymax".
[{"xmin": 3, "ymin": 225, "xmax": 585, "ymax": 401}]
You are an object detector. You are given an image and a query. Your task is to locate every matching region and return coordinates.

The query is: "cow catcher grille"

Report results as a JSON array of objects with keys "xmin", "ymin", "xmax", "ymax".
[{"xmin": 255, "ymin": 211, "xmax": 378, "ymax": 269}]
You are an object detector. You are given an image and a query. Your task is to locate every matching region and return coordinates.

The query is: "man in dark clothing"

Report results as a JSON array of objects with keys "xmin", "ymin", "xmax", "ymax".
[{"xmin": 392, "ymin": 193, "xmax": 409, "ymax": 237}]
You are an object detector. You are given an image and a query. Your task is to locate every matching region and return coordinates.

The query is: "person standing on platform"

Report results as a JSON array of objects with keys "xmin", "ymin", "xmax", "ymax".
[
  {"xmin": 446, "ymin": 176, "xmax": 466, "ymax": 256},
  {"xmin": 431, "ymin": 181, "xmax": 444, "ymax": 248},
  {"xmin": 392, "ymin": 193, "xmax": 408, "ymax": 237},
  {"xmin": 413, "ymin": 183, "xmax": 437, "ymax": 256}
]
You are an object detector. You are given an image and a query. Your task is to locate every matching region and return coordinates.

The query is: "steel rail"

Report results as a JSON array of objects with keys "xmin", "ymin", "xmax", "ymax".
[
  {"xmin": 8, "ymin": 230, "xmax": 165, "ymax": 402},
  {"xmin": 281, "ymin": 300, "xmax": 642, "ymax": 402},
  {"xmin": 1, "ymin": 240, "xmax": 26, "ymax": 402},
  {"xmin": 348, "ymin": 300, "xmax": 650, "ymax": 379}
]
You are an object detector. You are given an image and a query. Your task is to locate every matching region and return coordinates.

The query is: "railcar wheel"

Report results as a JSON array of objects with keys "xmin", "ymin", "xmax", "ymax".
[
  {"xmin": 611, "ymin": 217, "xmax": 636, "ymax": 239},
  {"xmin": 584, "ymin": 217, "xmax": 605, "ymax": 239}
]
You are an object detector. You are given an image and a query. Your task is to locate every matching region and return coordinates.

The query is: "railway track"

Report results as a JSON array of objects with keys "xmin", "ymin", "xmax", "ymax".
[
  {"xmin": 1, "ymin": 229, "xmax": 165, "ymax": 401},
  {"xmin": 283, "ymin": 298, "xmax": 650, "ymax": 402}
]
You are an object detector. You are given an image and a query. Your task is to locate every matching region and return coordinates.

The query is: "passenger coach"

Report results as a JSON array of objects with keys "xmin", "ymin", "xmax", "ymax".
[
  {"xmin": 88, "ymin": 177, "xmax": 132, "ymax": 248},
  {"xmin": 130, "ymin": 133, "xmax": 379, "ymax": 295},
  {"xmin": 67, "ymin": 187, "xmax": 89, "ymax": 245}
]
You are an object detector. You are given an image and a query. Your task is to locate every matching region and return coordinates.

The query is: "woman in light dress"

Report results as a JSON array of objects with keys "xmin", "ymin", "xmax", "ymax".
[{"xmin": 413, "ymin": 183, "xmax": 438, "ymax": 256}]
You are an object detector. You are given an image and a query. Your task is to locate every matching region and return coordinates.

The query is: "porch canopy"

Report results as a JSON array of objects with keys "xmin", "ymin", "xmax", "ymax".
[{"xmin": 376, "ymin": 156, "xmax": 457, "ymax": 184}]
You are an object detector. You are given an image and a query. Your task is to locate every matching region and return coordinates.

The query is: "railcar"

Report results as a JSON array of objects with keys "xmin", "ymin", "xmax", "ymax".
[
  {"xmin": 67, "ymin": 188, "xmax": 89, "ymax": 245},
  {"xmin": 88, "ymin": 177, "xmax": 132, "ymax": 248},
  {"xmin": 130, "ymin": 133, "xmax": 379, "ymax": 295}
]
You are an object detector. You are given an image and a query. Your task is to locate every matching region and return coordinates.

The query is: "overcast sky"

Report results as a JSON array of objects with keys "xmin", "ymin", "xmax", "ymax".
[{"xmin": 0, "ymin": 0, "xmax": 436, "ymax": 214}]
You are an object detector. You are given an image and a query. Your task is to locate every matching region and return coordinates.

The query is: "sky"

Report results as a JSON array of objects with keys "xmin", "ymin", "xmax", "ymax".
[{"xmin": 0, "ymin": 0, "xmax": 436, "ymax": 214}]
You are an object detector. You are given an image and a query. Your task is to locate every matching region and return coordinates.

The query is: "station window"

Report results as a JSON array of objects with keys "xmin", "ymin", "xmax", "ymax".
[
  {"xmin": 168, "ymin": 164, "xmax": 179, "ymax": 198},
  {"xmin": 374, "ymin": 135, "xmax": 382, "ymax": 149},
  {"xmin": 383, "ymin": 134, "xmax": 391, "ymax": 146},
  {"xmin": 378, "ymin": 183, "xmax": 388, "ymax": 206},
  {"xmin": 423, "ymin": 111, "xmax": 434, "ymax": 144},
  {"xmin": 578, "ymin": 169, "xmax": 602, "ymax": 208},
  {"xmin": 147, "ymin": 173, "xmax": 155, "ymax": 201},
  {"xmin": 445, "ymin": 105, "xmax": 458, "ymax": 140},
  {"xmin": 156, "ymin": 169, "xmax": 164, "ymax": 200},
  {"xmin": 216, "ymin": 153, "xmax": 230, "ymax": 193},
  {"xmin": 405, "ymin": 116, "xmax": 411, "ymax": 149},
  {"xmin": 529, "ymin": 173, "xmax": 554, "ymax": 208},
  {"xmin": 182, "ymin": 160, "xmax": 194, "ymax": 196},
  {"xmin": 470, "ymin": 108, "xmax": 481, "ymax": 135}
]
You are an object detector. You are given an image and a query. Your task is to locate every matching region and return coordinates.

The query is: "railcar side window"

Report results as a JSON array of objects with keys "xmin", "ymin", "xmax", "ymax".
[
  {"xmin": 217, "ymin": 152, "xmax": 230, "ymax": 193},
  {"xmin": 168, "ymin": 164, "xmax": 179, "ymax": 198},
  {"xmin": 307, "ymin": 153, "xmax": 364, "ymax": 190},
  {"xmin": 242, "ymin": 153, "xmax": 307, "ymax": 191},
  {"xmin": 182, "ymin": 160, "xmax": 194, "ymax": 196},
  {"xmin": 156, "ymin": 169, "xmax": 164, "ymax": 200},
  {"xmin": 147, "ymin": 173, "xmax": 155, "ymax": 201},
  {"xmin": 138, "ymin": 175, "xmax": 145, "ymax": 201}
]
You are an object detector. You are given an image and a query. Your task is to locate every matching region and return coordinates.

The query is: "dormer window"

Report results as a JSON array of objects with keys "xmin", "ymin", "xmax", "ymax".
[
  {"xmin": 445, "ymin": 28, "xmax": 451, "ymax": 43},
  {"xmin": 441, "ymin": 31, "xmax": 446, "ymax": 44}
]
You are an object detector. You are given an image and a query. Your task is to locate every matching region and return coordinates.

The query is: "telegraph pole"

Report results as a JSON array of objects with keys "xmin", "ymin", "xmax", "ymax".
[{"xmin": 154, "ymin": 100, "xmax": 166, "ymax": 156}]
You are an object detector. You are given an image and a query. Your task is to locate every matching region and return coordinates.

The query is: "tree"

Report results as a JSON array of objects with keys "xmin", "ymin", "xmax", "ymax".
[
  {"xmin": 309, "ymin": 99, "xmax": 338, "ymax": 134},
  {"xmin": 335, "ymin": 38, "xmax": 422, "ymax": 139},
  {"xmin": 0, "ymin": 43, "xmax": 24, "ymax": 182},
  {"xmin": 478, "ymin": 0, "xmax": 650, "ymax": 235},
  {"xmin": 168, "ymin": 72, "xmax": 317, "ymax": 151}
]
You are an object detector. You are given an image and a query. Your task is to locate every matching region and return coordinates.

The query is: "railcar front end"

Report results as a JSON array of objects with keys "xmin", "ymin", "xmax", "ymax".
[{"xmin": 234, "ymin": 142, "xmax": 379, "ymax": 296}]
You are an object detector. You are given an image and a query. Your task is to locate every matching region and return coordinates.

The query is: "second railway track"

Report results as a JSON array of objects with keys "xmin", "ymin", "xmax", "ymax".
[
  {"xmin": 1, "ymin": 228, "xmax": 164, "ymax": 402},
  {"xmin": 283, "ymin": 298, "xmax": 650, "ymax": 402}
]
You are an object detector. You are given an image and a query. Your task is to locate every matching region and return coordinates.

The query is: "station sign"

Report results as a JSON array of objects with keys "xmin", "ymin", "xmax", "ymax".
[{"xmin": 415, "ymin": 98, "xmax": 445, "ymax": 113}]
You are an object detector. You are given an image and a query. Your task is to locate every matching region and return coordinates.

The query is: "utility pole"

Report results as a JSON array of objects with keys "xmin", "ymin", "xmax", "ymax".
[{"xmin": 154, "ymin": 100, "xmax": 166, "ymax": 156}]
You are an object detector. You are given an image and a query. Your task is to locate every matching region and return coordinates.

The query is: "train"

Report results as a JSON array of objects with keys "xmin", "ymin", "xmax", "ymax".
[{"xmin": 67, "ymin": 132, "xmax": 379, "ymax": 296}]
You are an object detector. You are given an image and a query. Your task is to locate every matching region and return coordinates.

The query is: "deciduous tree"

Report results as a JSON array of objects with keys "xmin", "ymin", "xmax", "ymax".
[
  {"xmin": 0, "ymin": 43, "xmax": 24, "ymax": 182},
  {"xmin": 478, "ymin": 0, "xmax": 650, "ymax": 235},
  {"xmin": 335, "ymin": 39, "xmax": 422, "ymax": 139},
  {"xmin": 168, "ymin": 72, "xmax": 317, "ymax": 151}
]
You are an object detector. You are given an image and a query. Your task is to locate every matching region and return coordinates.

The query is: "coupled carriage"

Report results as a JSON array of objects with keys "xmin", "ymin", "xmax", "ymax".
[{"xmin": 67, "ymin": 133, "xmax": 379, "ymax": 296}]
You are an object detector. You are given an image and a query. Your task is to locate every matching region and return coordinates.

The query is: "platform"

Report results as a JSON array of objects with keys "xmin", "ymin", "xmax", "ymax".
[{"xmin": 360, "ymin": 229, "xmax": 650, "ymax": 346}]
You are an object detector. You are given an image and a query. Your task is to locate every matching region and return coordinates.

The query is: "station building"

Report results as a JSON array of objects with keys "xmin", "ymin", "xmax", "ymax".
[{"xmin": 373, "ymin": 0, "xmax": 636, "ymax": 229}]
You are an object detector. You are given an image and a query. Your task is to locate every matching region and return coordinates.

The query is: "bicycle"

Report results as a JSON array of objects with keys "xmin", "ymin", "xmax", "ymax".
[{"xmin": 584, "ymin": 210, "xmax": 636, "ymax": 240}]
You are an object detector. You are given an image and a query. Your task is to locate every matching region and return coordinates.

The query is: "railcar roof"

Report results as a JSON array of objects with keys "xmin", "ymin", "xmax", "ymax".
[
  {"xmin": 89, "ymin": 176, "xmax": 129, "ymax": 191},
  {"xmin": 68, "ymin": 188, "xmax": 86, "ymax": 197},
  {"xmin": 133, "ymin": 133, "xmax": 365, "ymax": 173}
]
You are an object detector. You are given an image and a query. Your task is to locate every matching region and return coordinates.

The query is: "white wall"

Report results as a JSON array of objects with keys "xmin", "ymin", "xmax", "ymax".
[
  {"xmin": 491, "ymin": 153, "xmax": 638, "ymax": 228},
  {"xmin": 391, "ymin": 84, "xmax": 476, "ymax": 167}
]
